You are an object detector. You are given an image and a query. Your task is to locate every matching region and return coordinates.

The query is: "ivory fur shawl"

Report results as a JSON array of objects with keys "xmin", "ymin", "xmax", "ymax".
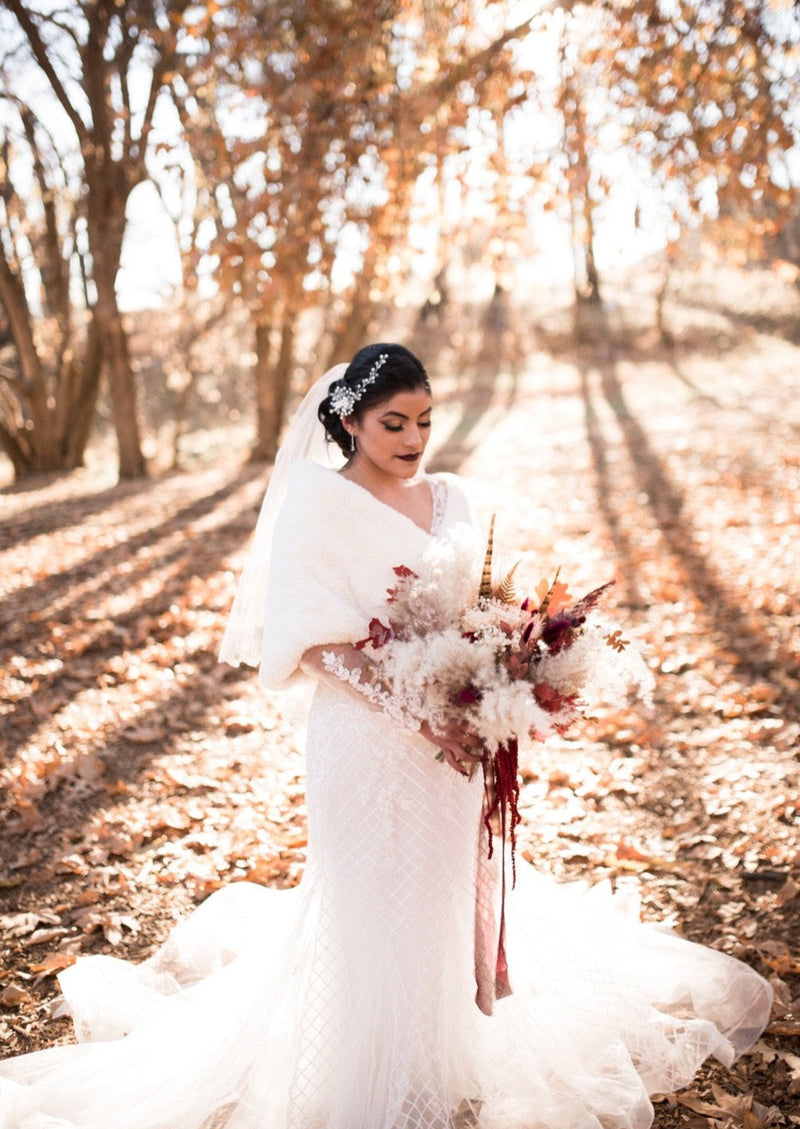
[{"xmin": 260, "ymin": 459, "xmax": 475, "ymax": 690}]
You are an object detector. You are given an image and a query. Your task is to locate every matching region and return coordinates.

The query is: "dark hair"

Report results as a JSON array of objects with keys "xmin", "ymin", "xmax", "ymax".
[{"xmin": 318, "ymin": 343, "xmax": 431, "ymax": 456}]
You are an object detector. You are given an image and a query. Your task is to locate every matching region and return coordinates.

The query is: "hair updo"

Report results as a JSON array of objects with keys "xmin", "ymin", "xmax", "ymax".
[{"xmin": 318, "ymin": 343, "xmax": 431, "ymax": 456}]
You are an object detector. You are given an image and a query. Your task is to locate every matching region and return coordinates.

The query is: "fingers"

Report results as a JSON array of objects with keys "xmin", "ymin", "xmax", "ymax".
[
  {"xmin": 418, "ymin": 721, "xmax": 482, "ymax": 777},
  {"xmin": 439, "ymin": 742, "xmax": 480, "ymax": 779},
  {"xmin": 438, "ymin": 744, "xmax": 469, "ymax": 776}
]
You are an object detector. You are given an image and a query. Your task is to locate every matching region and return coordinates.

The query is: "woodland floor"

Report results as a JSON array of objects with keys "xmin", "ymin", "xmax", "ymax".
[{"xmin": 1, "ymin": 268, "xmax": 799, "ymax": 1126}]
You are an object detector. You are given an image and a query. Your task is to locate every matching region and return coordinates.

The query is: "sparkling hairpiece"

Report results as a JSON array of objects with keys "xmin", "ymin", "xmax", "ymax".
[{"xmin": 329, "ymin": 352, "xmax": 389, "ymax": 418}]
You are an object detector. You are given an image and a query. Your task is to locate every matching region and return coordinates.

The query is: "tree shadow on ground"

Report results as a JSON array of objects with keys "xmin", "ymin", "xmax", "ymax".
[
  {"xmin": 577, "ymin": 352, "xmax": 799, "ymax": 725},
  {"xmin": 0, "ymin": 461, "xmax": 266, "ymax": 778},
  {"xmin": 420, "ymin": 296, "xmax": 528, "ymax": 474},
  {"xmin": 1, "ymin": 475, "xmax": 154, "ymax": 551}
]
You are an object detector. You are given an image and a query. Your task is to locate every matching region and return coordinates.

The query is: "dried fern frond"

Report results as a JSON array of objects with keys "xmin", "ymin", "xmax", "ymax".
[
  {"xmin": 479, "ymin": 514, "xmax": 496, "ymax": 600},
  {"xmin": 493, "ymin": 561, "xmax": 520, "ymax": 605}
]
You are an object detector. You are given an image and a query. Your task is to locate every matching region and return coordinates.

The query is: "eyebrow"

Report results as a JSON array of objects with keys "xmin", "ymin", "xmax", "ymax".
[{"xmin": 379, "ymin": 407, "xmax": 433, "ymax": 420}]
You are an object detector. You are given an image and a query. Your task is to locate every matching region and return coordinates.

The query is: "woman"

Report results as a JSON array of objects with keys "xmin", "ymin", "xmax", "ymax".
[{"xmin": 0, "ymin": 344, "xmax": 772, "ymax": 1129}]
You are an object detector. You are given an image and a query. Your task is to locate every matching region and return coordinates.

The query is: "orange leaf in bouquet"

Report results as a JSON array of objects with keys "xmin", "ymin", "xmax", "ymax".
[{"xmin": 534, "ymin": 573, "xmax": 573, "ymax": 617}]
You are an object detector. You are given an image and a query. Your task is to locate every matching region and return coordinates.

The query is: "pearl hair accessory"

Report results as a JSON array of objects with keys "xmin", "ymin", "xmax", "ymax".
[{"xmin": 329, "ymin": 353, "xmax": 389, "ymax": 418}]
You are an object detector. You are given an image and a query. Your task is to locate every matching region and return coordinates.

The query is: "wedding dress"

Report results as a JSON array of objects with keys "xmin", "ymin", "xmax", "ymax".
[{"xmin": 0, "ymin": 462, "xmax": 772, "ymax": 1129}]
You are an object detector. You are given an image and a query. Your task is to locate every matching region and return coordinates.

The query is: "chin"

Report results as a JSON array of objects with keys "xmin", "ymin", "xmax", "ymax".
[{"xmin": 393, "ymin": 459, "xmax": 421, "ymax": 476}]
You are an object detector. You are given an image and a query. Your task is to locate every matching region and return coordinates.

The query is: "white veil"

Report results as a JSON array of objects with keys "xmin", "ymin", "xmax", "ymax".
[{"xmin": 219, "ymin": 363, "xmax": 348, "ymax": 668}]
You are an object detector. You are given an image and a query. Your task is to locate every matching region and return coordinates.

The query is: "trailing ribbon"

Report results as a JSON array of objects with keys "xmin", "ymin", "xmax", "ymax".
[{"xmin": 473, "ymin": 737, "xmax": 520, "ymax": 1015}]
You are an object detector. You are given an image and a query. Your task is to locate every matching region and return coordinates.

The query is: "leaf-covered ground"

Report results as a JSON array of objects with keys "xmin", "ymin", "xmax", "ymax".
[{"xmin": 1, "ymin": 269, "xmax": 799, "ymax": 1125}]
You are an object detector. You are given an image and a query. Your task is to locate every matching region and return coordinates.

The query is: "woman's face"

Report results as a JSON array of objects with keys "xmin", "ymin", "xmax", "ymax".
[{"xmin": 349, "ymin": 387, "xmax": 432, "ymax": 479}]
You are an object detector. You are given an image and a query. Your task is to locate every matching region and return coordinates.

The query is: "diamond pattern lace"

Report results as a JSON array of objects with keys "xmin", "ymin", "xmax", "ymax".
[{"xmin": 0, "ymin": 473, "xmax": 773, "ymax": 1129}]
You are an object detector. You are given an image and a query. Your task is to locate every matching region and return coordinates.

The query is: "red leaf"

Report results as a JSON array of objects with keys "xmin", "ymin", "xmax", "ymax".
[{"xmin": 354, "ymin": 617, "xmax": 394, "ymax": 650}]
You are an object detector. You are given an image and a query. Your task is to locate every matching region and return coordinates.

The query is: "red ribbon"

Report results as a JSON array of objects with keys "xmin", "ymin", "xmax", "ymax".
[{"xmin": 474, "ymin": 737, "xmax": 520, "ymax": 1015}]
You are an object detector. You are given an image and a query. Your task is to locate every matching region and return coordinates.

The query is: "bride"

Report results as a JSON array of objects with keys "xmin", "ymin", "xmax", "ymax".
[{"xmin": 0, "ymin": 343, "xmax": 772, "ymax": 1129}]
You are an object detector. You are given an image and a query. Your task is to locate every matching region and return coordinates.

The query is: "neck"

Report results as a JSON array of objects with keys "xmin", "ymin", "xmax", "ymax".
[{"xmin": 343, "ymin": 456, "xmax": 420, "ymax": 494}]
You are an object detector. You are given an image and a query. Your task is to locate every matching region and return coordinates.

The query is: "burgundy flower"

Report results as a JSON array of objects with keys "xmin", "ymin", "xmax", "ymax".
[
  {"xmin": 541, "ymin": 617, "xmax": 573, "ymax": 648},
  {"xmin": 386, "ymin": 564, "xmax": 418, "ymax": 603},
  {"xmin": 451, "ymin": 685, "xmax": 483, "ymax": 706},
  {"xmin": 354, "ymin": 617, "xmax": 394, "ymax": 650},
  {"xmin": 533, "ymin": 681, "xmax": 576, "ymax": 713}
]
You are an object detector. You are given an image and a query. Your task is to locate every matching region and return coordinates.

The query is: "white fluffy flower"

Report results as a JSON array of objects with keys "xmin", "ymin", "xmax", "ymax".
[
  {"xmin": 542, "ymin": 623, "xmax": 654, "ymax": 706},
  {"xmin": 473, "ymin": 679, "xmax": 555, "ymax": 751},
  {"xmin": 391, "ymin": 525, "xmax": 481, "ymax": 636},
  {"xmin": 341, "ymin": 524, "xmax": 653, "ymax": 752}
]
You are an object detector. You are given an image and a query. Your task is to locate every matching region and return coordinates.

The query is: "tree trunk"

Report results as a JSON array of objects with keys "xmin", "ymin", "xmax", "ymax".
[
  {"xmin": 655, "ymin": 265, "xmax": 676, "ymax": 349},
  {"xmin": 252, "ymin": 313, "xmax": 297, "ymax": 461},
  {"xmin": 88, "ymin": 198, "xmax": 146, "ymax": 478},
  {"xmin": 103, "ymin": 310, "xmax": 146, "ymax": 477},
  {"xmin": 0, "ymin": 246, "xmax": 103, "ymax": 478},
  {"xmin": 324, "ymin": 284, "xmax": 375, "ymax": 372},
  {"xmin": 61, "ymin": 321, "xmax": 103, "ymax": 468},
  {"xmin": 559, "ymin": 29, "xmax": 602, "ymax": 309}
]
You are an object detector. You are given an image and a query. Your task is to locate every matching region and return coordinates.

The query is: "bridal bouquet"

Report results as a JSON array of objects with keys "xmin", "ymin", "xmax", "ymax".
[{"xmin": 327, "ymin": 518, "xmax": 653, "ymax": 869}]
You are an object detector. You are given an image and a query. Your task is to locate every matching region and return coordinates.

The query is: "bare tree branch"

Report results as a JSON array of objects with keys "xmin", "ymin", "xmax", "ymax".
[{"xmin": 3, "ymin": 0, "xmax": 87, "ymax": 140}]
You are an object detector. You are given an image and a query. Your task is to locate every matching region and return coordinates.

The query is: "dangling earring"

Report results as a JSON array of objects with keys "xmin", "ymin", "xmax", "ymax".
[{"xmin": 349, "ymin": 431, "xmax": 356, "ymax": 453}]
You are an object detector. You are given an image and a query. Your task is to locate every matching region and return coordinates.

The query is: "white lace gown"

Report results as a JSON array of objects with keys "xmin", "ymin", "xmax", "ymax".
[{"xmin": 0, "ymin": 464, "xmax": 772, "ymax": 1129}]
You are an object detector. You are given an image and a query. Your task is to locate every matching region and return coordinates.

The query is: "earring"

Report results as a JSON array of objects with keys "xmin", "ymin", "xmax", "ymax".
[{"xmin": 349, "ymin": 432, "xmax": 356, "ymax": 453}]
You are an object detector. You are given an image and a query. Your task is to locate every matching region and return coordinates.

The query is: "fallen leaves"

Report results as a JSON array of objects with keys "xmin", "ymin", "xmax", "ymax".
[
  {"xmin": 29, "ymin": 952, "xmax": 77, "ymax": 980},
  {"xmin": 1, "ymin": 288, "xmax": 799, "ymax": 1124},
  {"xmin": 0, "ymin": 911, "xmax": 62, "ymax": 938},
  {"xmin": 673, "ymin": 1082, "xmax": 785, "ymax": 1128},
  {"xmin": 0, "ymin": 985, "xmax": 31, "ymax": 1008}
]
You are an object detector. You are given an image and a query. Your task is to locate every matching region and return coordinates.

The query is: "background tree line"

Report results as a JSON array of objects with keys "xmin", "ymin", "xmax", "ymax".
[{"xmin": 0, "ymin": 0, "xmax": 798, "ymax": 482}]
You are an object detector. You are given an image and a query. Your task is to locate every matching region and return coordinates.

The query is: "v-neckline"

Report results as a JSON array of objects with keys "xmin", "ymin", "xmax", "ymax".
[{"xmin": 331, "ymin": 467, "xmax": 441, "ymax": 537}]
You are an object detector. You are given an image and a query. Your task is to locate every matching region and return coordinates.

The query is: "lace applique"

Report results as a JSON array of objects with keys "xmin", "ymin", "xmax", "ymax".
[
  {"xmin": 429, "ymin": 478, "xmax": 447, "ymax": 538},
  {"xmin": 321, "ymin": 650, "xmax": 421, "ymax": 730}
]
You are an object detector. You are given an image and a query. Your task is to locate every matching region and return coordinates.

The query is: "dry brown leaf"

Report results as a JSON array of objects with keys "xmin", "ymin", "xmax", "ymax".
[
  {"xmin": 8, "ymin": 801, "xmax": 43, "ymax": 833},
  {"xmin": 0, "ymin": 911, "xmax": 61, "ymax": 937},
  {"xmin": 766, "ymin": 1019, "xmax": 800, "ymax": 1037},
  {"xmin": 774, "ymin": 877, "xmax": 800, "ymax": 908},
  {"xmin": 29, "ymin": 952, "xmax": 77, "ymax": 978},
  {"xmin": 122, "ymin": 724, "xmax": 167, "ymax": 744},
  {"xmin": 0, "ymin": 984, "xmax": 31, "ymax": 1008},
  {"xmin": 25, "ymin": 927, "xmax": 69, "ymax": 947}
]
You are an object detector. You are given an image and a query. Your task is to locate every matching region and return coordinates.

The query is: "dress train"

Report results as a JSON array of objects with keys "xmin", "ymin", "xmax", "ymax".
[{"xmin": 0, "ymin": 684, "xmax": 772, "ymax": 1129}]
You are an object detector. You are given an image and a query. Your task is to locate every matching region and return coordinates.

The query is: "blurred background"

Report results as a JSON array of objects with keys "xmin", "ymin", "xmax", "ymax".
[
  {"xmin": 1, "ymin": 0, "xmax": 798, "ymax": 486},
  {"xmin": 2, "ymin": 6, "xmax": 800, "ymax": 1089}
]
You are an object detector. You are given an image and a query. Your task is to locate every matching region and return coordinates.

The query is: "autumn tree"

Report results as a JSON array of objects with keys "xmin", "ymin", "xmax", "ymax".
[
  {"xmin": 521, "ymin": 1, "xmax": 799, "ymax": 315},
  {"xmin": 0, "ymin": 0, "xmax": 193, "ymax": 480},
  {"xmin": 172, "ymin": 0, "xmax": 537, "ymax": 459},
  {"xmin": 0, "ymin": 103, "xmax": 102, "ymax": 476},
  {"xmin": 609, "ymin": 0, "xmax": 798, "ymax": 224}
]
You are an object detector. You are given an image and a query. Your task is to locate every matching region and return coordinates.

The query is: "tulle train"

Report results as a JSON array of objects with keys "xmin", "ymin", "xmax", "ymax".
[{"xmin": 0, "ymin": 685, "xmax": 772, "ymax": 1129}]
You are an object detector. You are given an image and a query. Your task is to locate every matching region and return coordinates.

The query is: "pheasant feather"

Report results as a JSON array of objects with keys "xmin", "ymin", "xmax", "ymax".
[{"xmin": 479, "ymin": 514, "xmax": 496, "ymax": 600}]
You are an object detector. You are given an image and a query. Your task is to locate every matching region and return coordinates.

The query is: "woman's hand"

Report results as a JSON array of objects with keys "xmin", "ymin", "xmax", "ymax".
[
  {"xmin": 303, "ymin": 644, "xmax": 482, "ymax": 777},
  {"xmin": 419, "ymin": 719, "xmax": 483, "ymax": 779}
]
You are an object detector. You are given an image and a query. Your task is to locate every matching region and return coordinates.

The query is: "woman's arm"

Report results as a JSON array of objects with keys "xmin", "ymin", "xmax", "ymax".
[{"xmin": 300, "ymin": 643, "xmax": 480, "ymax": 778}]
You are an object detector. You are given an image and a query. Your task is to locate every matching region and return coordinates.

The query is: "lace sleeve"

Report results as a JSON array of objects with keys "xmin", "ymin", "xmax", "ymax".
[
  {"xmin": 429, "ymin": 478, "xmax": 447, "ymax": 537},
  {"xmin": 300, "ymin": 644, "xmax": 421, "ymax": 731}
]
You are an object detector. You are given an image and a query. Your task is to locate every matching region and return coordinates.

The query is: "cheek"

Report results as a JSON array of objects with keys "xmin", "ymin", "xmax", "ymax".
[{"xmin": 364, "ymin": 426, "xmax": 392, "ymax": 449}]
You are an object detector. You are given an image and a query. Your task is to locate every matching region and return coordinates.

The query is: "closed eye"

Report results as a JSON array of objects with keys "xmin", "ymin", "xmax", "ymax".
[{"xmin": 383, "ymin": 421, "xmax": 432, "ymax": 433}]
